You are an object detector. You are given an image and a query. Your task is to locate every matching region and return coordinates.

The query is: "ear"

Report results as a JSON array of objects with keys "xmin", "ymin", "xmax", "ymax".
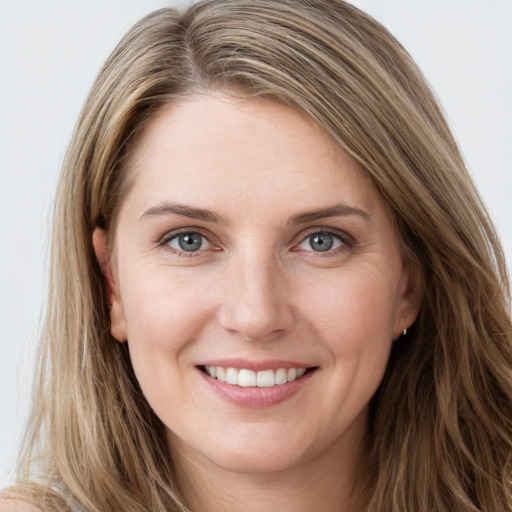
[
  {"xmin": 92, "ymin": 227, "xmax": 127, "ymax": 342},
  {"xmin": 392, "ymin": 260, "xmax": 424, "ymax": 339}
]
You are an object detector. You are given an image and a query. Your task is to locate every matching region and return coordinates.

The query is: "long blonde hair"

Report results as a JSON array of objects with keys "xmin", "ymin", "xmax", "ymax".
[{"xmin": 4, "ymin": 1, "xmax": 511, "ymax": 510}]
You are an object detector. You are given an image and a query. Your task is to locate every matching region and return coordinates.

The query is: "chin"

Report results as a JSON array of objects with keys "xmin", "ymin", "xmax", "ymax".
[
  {"xmin": 169, "ymin": 424, "xmax": 319, "ymax": 476},
  {"xmin": 205, "ymin": 441, "xmax": 310, "ymax": 475}
]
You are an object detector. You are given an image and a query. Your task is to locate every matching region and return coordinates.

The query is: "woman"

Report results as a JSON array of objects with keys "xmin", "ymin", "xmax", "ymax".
[{"xmin": 2, "ymin": 0, "xmax": 511, "ymax": 510}]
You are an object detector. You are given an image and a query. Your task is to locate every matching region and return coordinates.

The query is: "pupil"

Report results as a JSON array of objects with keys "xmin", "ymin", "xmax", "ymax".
[
  {"xmin": 178, "ymin": 233, "xmax": 202, "ymax": 251},
  {"xmin": 311, "ymin": 232, "xmax": 333, "ymax": 252}
]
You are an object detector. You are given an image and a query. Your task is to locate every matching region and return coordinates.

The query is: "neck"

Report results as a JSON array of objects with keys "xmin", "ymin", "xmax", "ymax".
[{"xmin": 169, "ymin": 422, "xmax": 368, "ymax": 512}]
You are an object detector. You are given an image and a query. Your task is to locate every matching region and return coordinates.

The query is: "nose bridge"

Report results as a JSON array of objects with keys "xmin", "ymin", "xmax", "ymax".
[{"xmin": 219, "ymin": 246, "xmax": 292, "ymax": 340}]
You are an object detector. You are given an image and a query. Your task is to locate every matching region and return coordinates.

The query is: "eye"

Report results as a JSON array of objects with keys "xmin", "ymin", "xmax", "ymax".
[
  {"xmin": 165, "ymin": 231, "xmax": 212, "ymax": 253},
  {"xmin": 297, "ymin": 231, "xmax": 344, "ymax": 253}
]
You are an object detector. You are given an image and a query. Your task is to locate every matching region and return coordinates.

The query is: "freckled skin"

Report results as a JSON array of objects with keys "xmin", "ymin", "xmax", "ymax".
[{"xmin": 94, "ymin": 93, "xmax": 422, "ymax": 506}]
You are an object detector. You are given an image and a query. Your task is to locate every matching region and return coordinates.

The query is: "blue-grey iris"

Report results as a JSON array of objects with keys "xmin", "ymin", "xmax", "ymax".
[
  {"xmin": 309, "ymin": 232, "xmax": 334, "ymax": 252},
  {"xmin": 178, "ymin": 233, "xmax": 203, "ymax": 251}
]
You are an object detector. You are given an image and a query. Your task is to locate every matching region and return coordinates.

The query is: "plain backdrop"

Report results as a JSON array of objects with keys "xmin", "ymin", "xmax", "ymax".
[{"xmin": 1, "ymin": 0, "xmax": 511, "ymax": 489}]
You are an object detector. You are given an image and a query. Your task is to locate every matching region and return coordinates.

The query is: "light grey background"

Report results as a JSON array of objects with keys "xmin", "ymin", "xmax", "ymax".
[{"xmin": 1, "ymin": 0, "xmax": 511, "ymax": 488}]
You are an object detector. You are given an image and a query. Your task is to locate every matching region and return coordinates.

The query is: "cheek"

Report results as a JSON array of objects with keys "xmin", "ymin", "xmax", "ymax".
[
  {"xmin": 118, "ymin": 267, "xmax": 216, "ymax": 412},
  {"xmin": 283, "ymin": 267, "xmax": 399, "ymax": 442},
  {"xmin": 118, "ymin": 264, "xmax": 219, "ymax": 380},
  {"xmin": 295, "ymin": 265, "xmax": 398, "ymax": 408},
  {"xmin": 298, "ymin": 266, "xmax": 399, "ymax": 346}
]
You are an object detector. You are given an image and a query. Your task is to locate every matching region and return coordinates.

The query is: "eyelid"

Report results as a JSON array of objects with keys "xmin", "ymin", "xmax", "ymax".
[{"xmin": 158, "ymin": 227, "xmax": 212, "ymax": 246}]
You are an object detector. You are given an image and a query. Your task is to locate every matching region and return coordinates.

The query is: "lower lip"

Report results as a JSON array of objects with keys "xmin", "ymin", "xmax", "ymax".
[{"xmin": 198, "ymin": 368, "xmax": 316, "ymax": 408}]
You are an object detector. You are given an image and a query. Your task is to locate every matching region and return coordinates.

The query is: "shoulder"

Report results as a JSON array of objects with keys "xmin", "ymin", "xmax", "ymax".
[{"xmin": 0, "ymin": 499, "xmax": 42, "ymax": 512}]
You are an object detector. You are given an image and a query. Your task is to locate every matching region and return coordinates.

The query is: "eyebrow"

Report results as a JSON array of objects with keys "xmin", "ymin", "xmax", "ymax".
[
  {"xmin": 139, "ymin": 201, "xmax": 371, "ymax": 225},
  {"xmin": 140, "ymin": 202, "xmax": 226, "ymax": 223},
  {"xmin": 289, "ymin": 204, "xmax": 371, "ymax": 225}
]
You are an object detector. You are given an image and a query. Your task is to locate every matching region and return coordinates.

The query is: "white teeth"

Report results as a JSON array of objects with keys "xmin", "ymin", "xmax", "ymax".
[
  {"xmin": 275, "ymin": 368, "xmax": 287, "ymax": 385},
  {"xmin": 226, "ymin": 367, "xmax": 238, "ymax": 385},
  {"xmin": 238, "ymin": 369, "xmax": 257, "ymax": 387},
  {"xmin": 216, "ymin": 367, "xmax": 226, "ymax": 382},
  {"xmin": 203, "ymin": 365, "xmax": 310, "ymax": 387},
  {"xmin": 257, "ymin": 369, "xmax": 275, "ymax": 387}
]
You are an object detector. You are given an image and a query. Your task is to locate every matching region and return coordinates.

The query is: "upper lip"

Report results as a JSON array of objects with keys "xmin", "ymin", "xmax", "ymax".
[{"xmin": 197, "ymin": 358, "xmax": 316, "ymax": 372}]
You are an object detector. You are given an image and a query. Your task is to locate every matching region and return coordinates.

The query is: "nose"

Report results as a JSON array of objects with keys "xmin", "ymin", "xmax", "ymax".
[{"xmin": 218, "ymin": 252, "xmax": 294, "ymax": 341}]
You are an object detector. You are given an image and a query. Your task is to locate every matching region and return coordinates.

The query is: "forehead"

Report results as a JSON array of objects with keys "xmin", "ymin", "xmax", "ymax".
[{"xmin": 123, "ymin": 92, "xmax": 382, "ymax": 220}]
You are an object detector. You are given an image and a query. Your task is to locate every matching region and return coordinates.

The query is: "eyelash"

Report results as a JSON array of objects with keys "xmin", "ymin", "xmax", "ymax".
[{"xmin": 158, "ymin": 227, "xmax": 354, "ymax": 258}]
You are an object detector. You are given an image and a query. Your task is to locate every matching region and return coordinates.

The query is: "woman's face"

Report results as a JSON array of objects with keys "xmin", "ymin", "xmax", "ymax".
[{"xmin": 95, "ymin": 93, "xmax": 421, "ymax": 476}]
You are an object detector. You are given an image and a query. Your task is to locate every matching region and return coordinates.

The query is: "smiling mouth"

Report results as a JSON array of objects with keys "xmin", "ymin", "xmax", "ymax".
[{"xmin": 199, "ymin": 365, "xmax": 317, "ymax": 388}]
